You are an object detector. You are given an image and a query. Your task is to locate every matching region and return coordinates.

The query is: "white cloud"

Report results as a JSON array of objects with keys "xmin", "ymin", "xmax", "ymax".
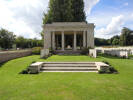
[
  {"xmin": 0, "ymin": 0, "xmax": 49, "ymax": 39},
  {"xmin": 0, "ymin": 0, "xmax": 99, "ymax": 39},
  {"xmin": 95, "ymin": 15, "xmax": 125, "ymax": 39},
  {"xmin": 124, "ymin": 2, "xmax": 128, "ymax": 6},
  {"xmin": 84, "ymin": 0, "xmax": 100, "ymax": 15},
  {"xmin": 131, "ymin": 13, "xmax": 133, "ymax": 18}
]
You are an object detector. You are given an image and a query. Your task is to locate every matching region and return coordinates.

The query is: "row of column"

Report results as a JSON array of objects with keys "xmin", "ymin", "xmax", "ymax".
[{"xmin": 52, "ymin": 31, "xmax": 87, "ymax": 51}]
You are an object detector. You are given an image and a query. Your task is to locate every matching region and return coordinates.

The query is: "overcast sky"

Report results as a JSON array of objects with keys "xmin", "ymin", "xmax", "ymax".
[{"xmin": 0, "ymin": 0, "xmax": 133, "ymax": 39}]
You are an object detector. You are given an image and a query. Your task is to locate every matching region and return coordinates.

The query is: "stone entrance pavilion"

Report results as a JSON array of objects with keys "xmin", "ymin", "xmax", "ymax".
[{"xmin": 42, "ymin": 22, "xmax": 95, "ymax": 56}]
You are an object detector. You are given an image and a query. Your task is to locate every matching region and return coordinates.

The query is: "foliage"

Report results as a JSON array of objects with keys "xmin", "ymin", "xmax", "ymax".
[
  {"xmin": 32, "ymin": 47, "xmax": 42, "ymax": 55},
  {"xmin": 81, "ymin": 47, "xmax": 90, "ymax": 55},
  {"xmin": 19, "ymin": 69, "xmax": 29, "ymax": 74},
  {"xmin": 43, "ymin": 0, "xmax": 86, "ymax": 24},
  {"xmin": 98, "ymin": 67, "xmax": 118, "ymax": 74},
  {"xmin": 95, "ymin": 27, "xmax": 133, "ymax": 46},
  {"xmin": 71, "ymin": 0, "xmax": 86, "ymax": 22},
  {"xmin": 98, "ymin": 61, "xmax": 118, "ymax": 74},
  {"xmin": 109, "ymin": 35, "xmax": 120, "ymax": 45},
  {"xmin": 0, "ymin": 28, "xmax": 16, "ymax": 49},
  {"xmin": 120, "ymin": 27, "xmax": 133, "ymax": 46},
  {"xmin": 95, "ymin": 38, "xmax": 110, "ymax": 46},
  {"xmin": 0, "ymin": 28, "xmax": 43, "ymax": 50},
  {"xmin": 40, "ymin": 31, "xmax": 44, "ymax": 40},
  {"xmin": 15, "ymin": 36, "xmax": 43, "ymax": 49}
]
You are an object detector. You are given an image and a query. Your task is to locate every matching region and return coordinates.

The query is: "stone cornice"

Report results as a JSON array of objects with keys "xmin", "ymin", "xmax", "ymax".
[{"xmin": 43, "ymin": 22, "xmax": 95, "ymax": 29}]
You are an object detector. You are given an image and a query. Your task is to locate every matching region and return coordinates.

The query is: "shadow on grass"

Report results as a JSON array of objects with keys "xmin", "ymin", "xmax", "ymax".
[{"xmin": 0, "ymin": 62, "xmax": 6, "ymax": 68}]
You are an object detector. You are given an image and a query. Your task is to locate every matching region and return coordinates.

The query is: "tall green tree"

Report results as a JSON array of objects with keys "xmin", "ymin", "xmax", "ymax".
[
  {"xmin": 62, "ymin": 0, "xmax": 73, "ymax": 22},
  {"xmin": 43, "ymin": 0, "xmax": 54, "ymax": 24},
  {"xmin": 71, "ymin": 0, "xmax": 86, "ymax": 22},
  {"xmin": 43, "ymin": 0, "xmax": 86, "ymax": 24}
]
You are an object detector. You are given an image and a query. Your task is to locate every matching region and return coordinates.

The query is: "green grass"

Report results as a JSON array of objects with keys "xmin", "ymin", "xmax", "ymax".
[{"xmin": 0, "ymin": 55, "xmax": 133, "ymax": 100}]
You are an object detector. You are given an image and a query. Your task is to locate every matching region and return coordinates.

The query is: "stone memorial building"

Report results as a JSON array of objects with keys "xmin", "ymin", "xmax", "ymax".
[{"xmin": 42, "ymin": 22, "xmax": 95, "ymax": 57}]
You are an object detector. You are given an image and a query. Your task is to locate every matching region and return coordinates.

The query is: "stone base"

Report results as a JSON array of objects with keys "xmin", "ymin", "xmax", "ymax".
[
  {"xmin": 29, "ymin": 62, "xmax": 43, "ymax": 74},
  {"xmin": 41, "ymin": 49, "xmax": 49, "ymax": 58},
  {"xmin": 89, "ymin": 49, "xmax": 97, "ymax": 58}
]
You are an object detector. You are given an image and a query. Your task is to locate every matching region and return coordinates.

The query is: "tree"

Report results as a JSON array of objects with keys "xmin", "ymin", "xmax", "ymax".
[
  {"xmin": 95, "ymin": 38, "xmax": 110, "ymax": 46},
  {"xmin": 0, "ymin": 28, "xmax": 16, "ymax": 49},
  {"xmin": 15, "ymin": 36, "xmax": 43, "ymax": 49},
  {"xmin": 109, "ymin": 35, "xmax": 120, "ymax": 45},
  {"xmin": 71, "ymin": 0, "xmax": 86, "ymax": 22},
  {"xmin": 43, "ymin": 0, "xmax": 86, "ymax": 24},
  {"xmin": 62, "ymin": 0, "xmax": 73, "ymax": 22},
  {"xmin": 120, "ymin": 27, "xmax": 133, "ymax": 46},
  {"xmin": 112, "ymin": 38, "xmax": 119, "ymax": 45},
  {"xmin": 15, "ymin": 36, "xmax": 27, "ymax": 48},
  {"xmin": 43, "ymin": 0, "xmax": 54, "ymax": 24}
]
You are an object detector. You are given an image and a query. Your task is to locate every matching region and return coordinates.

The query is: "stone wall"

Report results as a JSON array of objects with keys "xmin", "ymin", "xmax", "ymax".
[
  {"xmin": 96, "ymin": 47, "xmax": 133, "ymax": 58},
  {"xmin": 104, "ymin": 50, "xmax": 128, "ymax": 58},
  {"xmin": 0, "ymin": 50, "xmax": 32, "ymax": 63}
]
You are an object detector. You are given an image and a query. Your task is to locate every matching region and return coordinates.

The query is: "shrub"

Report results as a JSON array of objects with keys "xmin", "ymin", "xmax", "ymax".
[
  {"xmin": 49, "ymin": 48, "xmax": 55, "ymax": 54},
  {"xmin": 81, "ymin": 47, "xmax": 90, "ymax": 55},
  {"xmin": 109, "ymin": 67, "xmax": 118, "ymax": 73},
  {"xmin": 19, "ymin": 69, "xmax": 29, "ymax": 74},
  {"xmin": 32, "ymin": 47, "xmax": 42, "ymax": 55},
  {"xmin": 102, "ymin": 61, "xmax": 110, "ymax": 65},
  {"xmin": 129, "ymin": 55, "xmax": 133, "ymax": 59},
  {"xmin": 98, "ymin": 61, "xmax": 118, "ymax": 74}
]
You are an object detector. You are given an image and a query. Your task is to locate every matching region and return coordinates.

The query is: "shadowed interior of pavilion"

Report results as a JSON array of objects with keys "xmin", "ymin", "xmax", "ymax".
[{"xmin": 54, "ymin": 31, "xmax": 84, "ymax": 54}]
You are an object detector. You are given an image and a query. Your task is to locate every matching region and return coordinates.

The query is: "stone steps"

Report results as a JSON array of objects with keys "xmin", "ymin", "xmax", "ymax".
[
  {"xmin": 41, "ymin": 62, "xmax": 98, "ymax": 72},
  {"xmin": 42, "ymin": 67, "xmax": 97, "ymax": 70},
  {"xmin": 43, "ymin": 64, "xmax": 96, "ymax": 67},
  {"xmin": 41, "ymin": 71, "xmax": 98, "ymax": 73}
]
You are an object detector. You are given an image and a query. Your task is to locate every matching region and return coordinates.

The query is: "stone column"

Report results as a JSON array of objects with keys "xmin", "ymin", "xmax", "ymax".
[
  {"xmin": 74, "ymin": 31, "xmax": 77, "ymax": 51},
  {"xmin": 62, "ymin": 31, "xmax": 64, "ymax": 51},
  {"xmin": 44, "ymin": 31, "xmax": 51, "ymax": 49},
  {"xmin": 87, "ymin": 26, "xmax": 94, "ymax": 48},
  {"xmin": 42, "ymin": 30, "xmax": 51, "ymax": 58},
  {"xmin": 52, "ymin": 31, "xmax": 55, "ymax": 50},
  {"xmin": 83, "ymin": 30, "xmax": 86, "ymax": 48}
]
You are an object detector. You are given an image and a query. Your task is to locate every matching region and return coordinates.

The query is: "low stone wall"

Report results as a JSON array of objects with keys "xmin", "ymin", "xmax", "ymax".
[
  {"xmin": 104, "ymin": 50, "xmax": 128, "ymax": 58},
  {"xmin": 0, "ymin": 50, "xmax": 32, "ymax": 63},
  {"xmin": 96, "ymin": 47, "xmax": 133, "ymax": 58},
  {"xmin": 129, "ymin": 50, "xmax": 133, "ymax": 55}
]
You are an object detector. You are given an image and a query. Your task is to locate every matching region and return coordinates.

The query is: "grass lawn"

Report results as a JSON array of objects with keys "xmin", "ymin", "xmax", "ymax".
[{"xmin": 0, "ymin": 55, "xmax": 133, "ymax": 100}]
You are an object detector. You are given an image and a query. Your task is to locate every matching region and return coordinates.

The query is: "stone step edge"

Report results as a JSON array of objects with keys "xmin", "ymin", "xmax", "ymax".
[
  {"xmin": 42, "ymin": 65, "xmax": 97, "ymax": 67},
  {"xmin": 41, "ymin": 69, "xmax": 98, "ymax": 71},
  {"xmin": 40, "ymin": 71, "xmax": 98, "ymax": 73},
  {"xmin": 41, "ymin": 67, "xmax": 98, "ymax": 69},
  {"xmin": 43, "ymin": 62, "xmax": 96, "ymax": 64}
]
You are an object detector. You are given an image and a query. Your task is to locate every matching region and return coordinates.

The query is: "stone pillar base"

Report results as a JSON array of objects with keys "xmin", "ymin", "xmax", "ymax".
[{"xmin": 41, "ymin": 49, "xmax": 49, "ymax": 58}]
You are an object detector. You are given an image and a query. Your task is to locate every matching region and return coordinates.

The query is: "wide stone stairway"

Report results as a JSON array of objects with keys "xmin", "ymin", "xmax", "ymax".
[{"xmin": 40, "ymin": 62, "xmax": 98, "ymax": 72}]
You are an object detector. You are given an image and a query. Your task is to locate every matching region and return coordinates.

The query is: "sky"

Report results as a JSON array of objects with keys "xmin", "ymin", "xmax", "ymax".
[{"xmin": 0, "ymin": 0, "xmax": 133, "ymax": 39}]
